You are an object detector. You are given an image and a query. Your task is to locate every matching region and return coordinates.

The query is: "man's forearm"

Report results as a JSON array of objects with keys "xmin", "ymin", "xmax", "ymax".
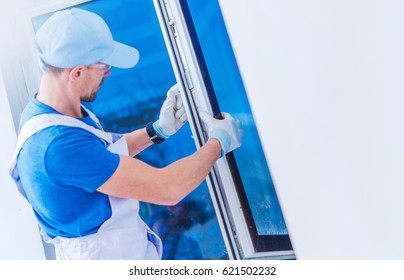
[
  {"xmin": 124, "ymin": 128, "xmax": 153, "ymax": 157},
  {"xmin": 159, "ymin": 138, "xmax": 222, "ymax": 203},
  {"xmin": 98, "ymin": 138, "xmax": 222, "ymax": 206}
]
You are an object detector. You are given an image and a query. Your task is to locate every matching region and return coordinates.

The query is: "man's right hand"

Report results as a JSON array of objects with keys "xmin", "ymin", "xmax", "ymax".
[
  {"xmin": 199, "ymin": 111, "xmax": 243, "ymax": 157},
  {"xmin": 153, "ymin": 84, "xmax": 187, "ymax": 139}
]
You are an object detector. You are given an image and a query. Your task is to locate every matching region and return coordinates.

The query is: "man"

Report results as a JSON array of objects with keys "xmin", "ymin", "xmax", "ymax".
[{"xmin": 9, "ymin": 8, "xmax": 242, "ymax": 260}]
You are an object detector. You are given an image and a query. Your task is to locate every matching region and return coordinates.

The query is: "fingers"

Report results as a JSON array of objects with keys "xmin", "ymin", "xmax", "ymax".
[
  {"xmin": 172, "ymin": 88, "xmax": 187, "ymax": 123},
  {"xmin": 168, "ymin": 83, "xmax": 183, "ymax": 110},
  {"xmin": 174, "ymin": 93, "xmax": 183, "ymax": 113},
  {"xmin": 175, "ymin": 92, "xmax": 183, "ymax": 109},
  {"xmin": 167, "ymin": 84, "xmax": 179, "ymax": 97},
  {"xmin": 222, "ymin": 112, "xmax": 242, "ymax": 129},
  {"xmin": 165, "ymin": 84, "xmax": 179, "ymax": 111},
  {"xmin": 221, "ymin": 112, "xmax": 232, "ymax": 119},
  {"xmin": 163, "ymin": 89, "xmax": 175, "ymax": 111},
  {"xmin": 175, "ymin": 106, "xmax": 187, "ymax": 123},
  {"xmin": 167, "ymin": 84, "xmax": 192, "ymax": 124},
  {"xmin": 198, "ymin": 110, "xmax": 212, "ymax": 124}
]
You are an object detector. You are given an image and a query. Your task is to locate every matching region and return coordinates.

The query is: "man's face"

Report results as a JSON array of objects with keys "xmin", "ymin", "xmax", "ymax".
[{"xmin": 80, "ymin": 63, "xmax": 111, "ymax": 102}]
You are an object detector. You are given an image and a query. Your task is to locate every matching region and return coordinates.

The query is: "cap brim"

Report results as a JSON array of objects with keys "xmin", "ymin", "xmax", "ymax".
[{"xmin": 101, "ymin": 41, "xmax": 139, "ymax": 69}]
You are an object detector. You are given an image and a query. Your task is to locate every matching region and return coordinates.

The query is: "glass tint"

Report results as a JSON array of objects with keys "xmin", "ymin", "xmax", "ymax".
[
  {"xmin": 185, "ymin": 0, "xmax": 288, "ymax": 236},
  {"xmin": 33, "ymin": 0, "xmax": 228, "ymax": 260}
]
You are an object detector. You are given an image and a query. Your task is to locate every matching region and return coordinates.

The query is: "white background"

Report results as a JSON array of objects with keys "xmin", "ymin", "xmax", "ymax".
[
  {"xmin": 0, "ymin": 69, "xmax": 45, "ymax": 259},
  {"xmin": 219, "ymin": 0, "xmax": 404, "ymax": 259},
  {"xmin": 0, "ymin": 0, "xmax": 46, "ymax": 260}
]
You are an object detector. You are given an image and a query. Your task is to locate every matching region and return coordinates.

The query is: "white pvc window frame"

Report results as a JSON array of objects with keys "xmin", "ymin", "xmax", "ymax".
[{"xmin": 153, "ymin": 0, "xmax": 294, "ymax": 259}]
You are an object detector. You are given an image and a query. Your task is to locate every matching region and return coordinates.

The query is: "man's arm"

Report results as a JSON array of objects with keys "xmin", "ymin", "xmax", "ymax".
[
  {"xmin": 101, "ymin": 110, "xmax": 243, "ymax": 206},
  {"xmin": 97, "ymin": 139, "xmax": 222, "ymax": 205},
  {"xmin": 124, "ymin": 128, "xmax": 153, "ymax": 157}
]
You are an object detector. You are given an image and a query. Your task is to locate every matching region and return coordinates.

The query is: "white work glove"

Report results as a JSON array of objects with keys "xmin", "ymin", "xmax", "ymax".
[
  {"xmin": 199, "ymin": 111, "xmax": 243, "ymax": 157},
  {"xmin": 153, "ymin": 84, "xmax": 188, "ymax": 139}
]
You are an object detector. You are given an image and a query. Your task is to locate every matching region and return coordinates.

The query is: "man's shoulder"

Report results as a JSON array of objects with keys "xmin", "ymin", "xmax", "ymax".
[
  {"xmin": 25, "ymin": 125, "xmax": 99, "ymax": 154},
  {"xmin": 20, "ymin": 96, "xmax": 60, "ymax": 127}
]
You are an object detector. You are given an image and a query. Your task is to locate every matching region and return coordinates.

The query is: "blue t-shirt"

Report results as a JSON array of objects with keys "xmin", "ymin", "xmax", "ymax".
[{"xmin": 17, "ymin": 96, "xmax": 120, "ymax": 238}]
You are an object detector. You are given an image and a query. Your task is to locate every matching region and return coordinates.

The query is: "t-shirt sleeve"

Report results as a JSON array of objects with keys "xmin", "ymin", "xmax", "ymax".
[{"xmin": 45, "ymin": 127, "xmax": 120, "ymax": 193}]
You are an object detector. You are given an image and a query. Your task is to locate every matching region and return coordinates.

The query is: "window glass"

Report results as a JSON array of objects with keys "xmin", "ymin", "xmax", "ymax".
[
  {"xmin": 185, "ymin": 0, "xmax": 288, "ymax": 236},
  {"xmin": 33, "ymin": 0, "xmax": 228, "ymax": 260}
]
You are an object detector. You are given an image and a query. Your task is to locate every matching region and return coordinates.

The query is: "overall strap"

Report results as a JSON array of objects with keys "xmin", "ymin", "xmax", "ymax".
[
  {"xmin": 80, "ymin": 105, "xmax": 104, "ymax": 130},
  {"xmin": 9, "ymin": 113, "xmax": 113, "ymax": 197},
  {"xmin": 14, "ymin": 113, "xmax": 112, "ymax": 160}
]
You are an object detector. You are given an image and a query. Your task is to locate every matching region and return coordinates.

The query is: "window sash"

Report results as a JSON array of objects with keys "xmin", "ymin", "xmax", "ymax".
[{"xmin": 153, "ymin": 0, "xmax": 294, "ymax": 259}]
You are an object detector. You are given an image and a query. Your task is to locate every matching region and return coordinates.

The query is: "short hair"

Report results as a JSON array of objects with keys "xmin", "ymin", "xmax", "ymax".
[{"xmin": 42, "ymin": 63, "xmax": 65, "ymax": 76}]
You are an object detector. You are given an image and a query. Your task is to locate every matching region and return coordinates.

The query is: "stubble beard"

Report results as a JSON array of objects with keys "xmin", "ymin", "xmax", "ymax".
[{"xmin": 80, "ymin": 78, "xmax": 104, "ymax": 102}]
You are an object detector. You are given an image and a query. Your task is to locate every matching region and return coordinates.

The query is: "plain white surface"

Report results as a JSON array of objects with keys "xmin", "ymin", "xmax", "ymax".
[
  {"xmin": 0, "ymin": 1, "xmax": 45, "ymax": 260},
  {"xmin": 219, "ymin": 0, "xmax": 404, "ymax": 259},
  {"xmin": 0, "ymin": 69, "xmax": 45, "ymax": 259}
]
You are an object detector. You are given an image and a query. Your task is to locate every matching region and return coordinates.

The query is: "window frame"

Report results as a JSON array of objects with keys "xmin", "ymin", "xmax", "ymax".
[{"xmin": 153, "ymin": 0, "xmax": 294, "ymax": 259}]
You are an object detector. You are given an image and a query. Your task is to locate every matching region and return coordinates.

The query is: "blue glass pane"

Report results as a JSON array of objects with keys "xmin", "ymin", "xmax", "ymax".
[
  {"xmin": 33, "ymin": 0, "xmax": 228, "ymax": 260},
  {"xmin": 186, "ymin": 0, "xmax": 288, "ymax": 235}
]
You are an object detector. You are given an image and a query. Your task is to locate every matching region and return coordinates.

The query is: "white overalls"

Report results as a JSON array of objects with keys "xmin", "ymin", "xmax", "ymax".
[{"xmin": 9, "ymin": 107, "xmax": 163, "ymax": 260}]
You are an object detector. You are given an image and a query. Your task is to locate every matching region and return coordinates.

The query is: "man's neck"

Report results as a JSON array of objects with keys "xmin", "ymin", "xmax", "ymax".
[{"xmin": 36, "ymin": 72, "xmax": 84, "ymax": 118}]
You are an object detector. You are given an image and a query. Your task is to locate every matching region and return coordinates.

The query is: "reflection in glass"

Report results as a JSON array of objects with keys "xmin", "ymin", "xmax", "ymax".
[
  {"xmin": 33, "ymin": 0, "xmax": 228, "ymax": 260},
  {"xmin": 186, "ymin": 0, "xmax": 288, "ymax": 236}
]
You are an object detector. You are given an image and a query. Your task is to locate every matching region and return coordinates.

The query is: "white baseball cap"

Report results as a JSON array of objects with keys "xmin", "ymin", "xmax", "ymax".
[{"xmin": 35, "ymin": 8, "xmax": 139, "ymax": 69}]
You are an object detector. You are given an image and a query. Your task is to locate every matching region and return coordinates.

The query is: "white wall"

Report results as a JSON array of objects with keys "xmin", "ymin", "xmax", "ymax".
[
  {"xmin": 219, "ymin": 0, "xmax": 404, "ymax": 259},
  {"xmin": 0, "ymin": 1, "xmax": 46, "ymax": 260},
  {"xmin": 0, "ymin": 69, "xmax": 45, "ymax": 259}
]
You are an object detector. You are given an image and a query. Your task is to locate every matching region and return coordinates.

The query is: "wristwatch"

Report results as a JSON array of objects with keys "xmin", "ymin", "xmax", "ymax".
[{"xmin": 146, "ymin": 121, "xmax": 165, "ymax": 144}]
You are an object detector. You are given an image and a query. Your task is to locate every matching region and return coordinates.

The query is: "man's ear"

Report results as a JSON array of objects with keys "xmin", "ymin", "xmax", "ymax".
[{"xmin": 68, "ymin": 65, "xmax": 85, "ymax": 80}]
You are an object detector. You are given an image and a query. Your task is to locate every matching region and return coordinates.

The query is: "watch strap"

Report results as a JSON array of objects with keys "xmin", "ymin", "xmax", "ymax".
[{"xmin": 146, "ymin": 121, "xmax": 165, "ymax": 144}]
